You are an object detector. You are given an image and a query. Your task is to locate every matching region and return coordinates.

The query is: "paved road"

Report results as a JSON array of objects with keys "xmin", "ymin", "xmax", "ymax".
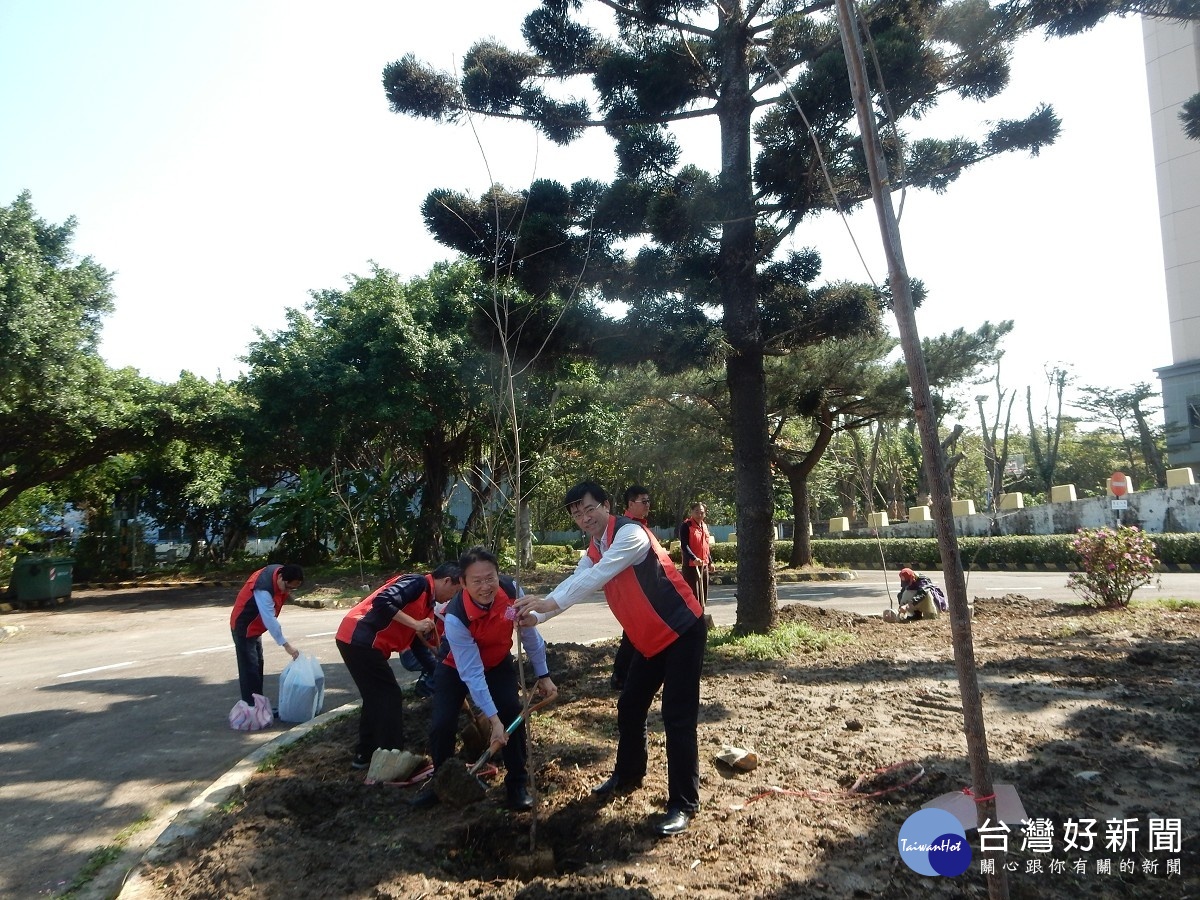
[{"xmin": 0, "ymin": 570, "xmax": 1195, "ymax": 897}]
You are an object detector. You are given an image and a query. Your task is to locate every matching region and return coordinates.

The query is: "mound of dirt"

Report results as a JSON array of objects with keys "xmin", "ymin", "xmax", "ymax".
[{"xmin": 135, "ymin": 600, "xmax": 1200, "ymax": 899}]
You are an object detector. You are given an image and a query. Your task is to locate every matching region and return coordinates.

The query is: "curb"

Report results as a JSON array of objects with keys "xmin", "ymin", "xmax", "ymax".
[
  {"xmin": 105, "ymin": 702, "xmax": 361, "ymax": 900},
  {"xmin": 73, "ymin": 580, "xmax": 241, "ymax": 591}
]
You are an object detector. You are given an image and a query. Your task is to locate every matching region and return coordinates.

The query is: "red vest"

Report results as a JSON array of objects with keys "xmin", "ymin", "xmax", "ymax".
[
  {"xmin": 229, "ymin": 565, "xmax": 286, "ymax": 638},
  {"xmin": 682, "ymin": 517, "xmax": 712, "ymax": 566},
  {"xmin": 335, "ymin": 573, "xmax": 434, "ymax": 655},
  {"xmin": 443, "ymin": 577, "xmax": 519, "ymax": 672},
  {"xmin": 588, "ymin": 515, "xmax": 702, "ymax": 656}
]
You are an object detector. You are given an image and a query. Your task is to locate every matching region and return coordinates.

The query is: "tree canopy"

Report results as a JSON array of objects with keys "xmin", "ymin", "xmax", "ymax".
[
  {"xmin": 243, "ymin": 260, "xmax": 500, "ymax": 563},
  {"xmin": 383, "ymin": 0, "xmax": 1061, "ymax": 631},
  {"xmin": 0, "ymin": 193, "xmax": 224, "ymax": 514}
]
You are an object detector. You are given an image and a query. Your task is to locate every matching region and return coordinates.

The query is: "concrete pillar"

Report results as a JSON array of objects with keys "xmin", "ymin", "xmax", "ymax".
[
  {"xmin": 867, "ymin": 512, "xmax": 889, "ymax": 528},
  {"xmin": 1050, "ymin": 485, "xmax": 1077, "ymax": 503},
  {"xmin": 999, "ymin": 492, "xmax": 1024, "ymax": 510},
  {"xmin": 908, "ymin": 506, "xmax": 932, "ymax": 522},
  {"xmin": 951, "ymin": 499, "xmax": 976, "ymax": 516},
  {"xmin": 1167, "ymin": 467, "xmax": 1195, "ymax": 487},
  {"xmin": 829, "ymin": 517, "xmax": 850, "ymax": 533}
]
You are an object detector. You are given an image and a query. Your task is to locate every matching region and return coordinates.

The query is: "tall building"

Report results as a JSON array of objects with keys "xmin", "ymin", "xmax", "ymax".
[{"xmin": 1148, "ymin": 18, "xmax": 1200, "ymax": 471}]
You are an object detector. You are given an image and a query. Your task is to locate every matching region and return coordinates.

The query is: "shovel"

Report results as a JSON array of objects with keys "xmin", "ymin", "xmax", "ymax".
[
  {"xmin": 430, "ymin": 694, "xmax": 557, "ymax": 808},
  {"xmin": 467, "ymin": 694, "xmax": 556, "ymax": 775}
]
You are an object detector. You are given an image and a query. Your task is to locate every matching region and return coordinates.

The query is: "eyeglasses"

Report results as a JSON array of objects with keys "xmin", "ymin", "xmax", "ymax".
[
  {"xmin": 569, "ymin": 502, "xmax": 602, "ymax": 522},
  {"xmin": 633, "ymin": 497, "xmax": 651, "ymax": 505}
]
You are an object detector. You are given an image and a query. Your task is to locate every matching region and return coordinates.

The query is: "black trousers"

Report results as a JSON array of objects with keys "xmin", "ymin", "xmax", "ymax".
[
  {"xmin": 337, "ymin": 640, "xmax": 404, "ymax": 759},
  {"xmin": 613, "ymin": 617, "xmax": 707, "ymax": 814},
  {"xmin": 612, "ymin": 632, "xmax": 635, "ymax": 686},
  {"xmin": 231, "ymin": 630, "xmax": 265, "ymax": 705},
  {"xmin": 683, "ymin": 564, "xmax": 709, "ymax": 607},
  {"xmin": 428, "ymin": 655, "xmax": 527, "ymax": 792}
]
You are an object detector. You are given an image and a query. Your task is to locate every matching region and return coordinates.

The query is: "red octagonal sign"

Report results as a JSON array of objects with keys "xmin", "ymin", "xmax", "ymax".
[{"xmin": 1109, "ymin": 471, "xmax": 1129, "ymax": 497}]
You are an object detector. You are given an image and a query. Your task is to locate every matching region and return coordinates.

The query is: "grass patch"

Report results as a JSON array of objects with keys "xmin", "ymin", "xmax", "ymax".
[
  {"xmin": 1134, "ymin": 598, "xmax": 1200, "ymax": 611},
  {"xmin": 1049, "ymin": 623, "xmax": 1086, "ymax": 639},
  {"xmin": 218, "ymin": 786, "xmax": 247, "ymax": 814},
  {"xmin": 706, "ymin": 622, "xmax": 853, "ymax": 660},
  {"xmin": 256, "ymin": 744, "xmax": 291, "ymax": 773},
  {"xmin": 56, "ymin": 813, "xmax": 155, "ymax": 898}
]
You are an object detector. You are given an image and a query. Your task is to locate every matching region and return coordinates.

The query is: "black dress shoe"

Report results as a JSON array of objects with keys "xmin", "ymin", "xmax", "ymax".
[
  {"xmin": 653, "ymin": 808, "xmax": 691, "ymax": 836},
  {"xmin": 507, "ymin": 786, "xmax": 534, "ymax": 811},
  {"xmin": 591, "ymin": 774, "xmax": 643, "ymax": 796}
]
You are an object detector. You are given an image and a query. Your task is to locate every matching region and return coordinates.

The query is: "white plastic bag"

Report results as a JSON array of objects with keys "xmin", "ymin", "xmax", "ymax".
[
  {"xmin": 278, "ymin": 653, "xmax": 325, "ymax": 723},
  {"xmin": 229, "ymin": 693, "xmax": 274, "ymax": 731}
]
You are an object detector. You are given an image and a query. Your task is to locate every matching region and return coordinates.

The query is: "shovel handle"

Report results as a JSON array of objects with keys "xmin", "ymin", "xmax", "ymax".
[{"xmin": 464, "ymin": 694, "xmax": 557, "ymax": 774}]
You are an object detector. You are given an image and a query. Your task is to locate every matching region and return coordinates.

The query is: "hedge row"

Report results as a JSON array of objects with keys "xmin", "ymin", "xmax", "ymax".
[
  {"xmin": 531, "ymin": 544, "xmax": 580, "ymax": 566},
  {"xmin": 540, "ymin": 532, "xmax": 1200, "ymax": 568},
  {"xmin": 709, "ymin": 533, "xmax": 1200, "ymax": 568}
]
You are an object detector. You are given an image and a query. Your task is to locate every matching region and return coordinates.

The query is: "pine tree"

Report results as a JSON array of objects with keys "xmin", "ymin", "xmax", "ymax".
[{"xmin": 383, "ymin": 1, "xmax": 1060, "ymax": 631}]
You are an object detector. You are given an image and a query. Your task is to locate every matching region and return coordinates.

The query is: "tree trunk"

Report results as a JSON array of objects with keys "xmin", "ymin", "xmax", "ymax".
[
  {"xmin": 517, "ymin": 499, "xmax": 533, "ymax": 569},
  {"xmin": 774, "ymin": 416, "xmax": 832, "ymax": 568},
  {"xmin": 414, "ymin": 440, "xmax": 448, "ymax": 564},
  {"xmin": 717, "ymin": 2, "xmax": 777, "ymax": 633},
  {"xmin": 835, "ymin": 4, "xmax": 1006, "ymax": 895},
  {"xmin": 851, "ymin": 429, "xmax": 875, "ymax": 515},
  {"xmin": 785, "ymin": 467, "xmax": 811, "ymax": 568},
  {"xmin": 1132, "ymin": 400, "xmax": 1167, "ymax": 487}
]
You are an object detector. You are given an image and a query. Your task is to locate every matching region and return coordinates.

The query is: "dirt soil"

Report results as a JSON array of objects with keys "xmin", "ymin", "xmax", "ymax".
[{"xmin": 136, "ymin": 597, "xmax": 1200, "ymax": 899}]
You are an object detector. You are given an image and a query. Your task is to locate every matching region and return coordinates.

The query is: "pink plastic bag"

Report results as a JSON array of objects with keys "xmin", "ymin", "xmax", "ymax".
[{"xmin": 228, "ymin": 693, "xmax": 274, "ymax": 731}]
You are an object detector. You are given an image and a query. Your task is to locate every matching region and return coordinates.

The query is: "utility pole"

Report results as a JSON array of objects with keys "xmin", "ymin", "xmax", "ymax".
[{"xmin": 833, "ymin": 2, "xmax": 1008, "ymax": 896}]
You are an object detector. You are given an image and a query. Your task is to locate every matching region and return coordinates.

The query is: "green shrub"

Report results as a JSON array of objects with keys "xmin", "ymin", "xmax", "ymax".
[
  {"xmin": 664, "ymin": 531, "xmax": 1200, "ymax": 572},
  {"xmin": 531, "ymin": 544, "xmax": 577, "ymax": 565},
  {"xmin": 1067, "ymin": 526, "xmax": 1160, "ymax": 608}
]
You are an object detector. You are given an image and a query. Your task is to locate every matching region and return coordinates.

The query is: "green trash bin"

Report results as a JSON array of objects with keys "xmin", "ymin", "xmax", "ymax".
[{"xmin": 10, "ymin": 555, "xmax": 74, "ymax": 604}]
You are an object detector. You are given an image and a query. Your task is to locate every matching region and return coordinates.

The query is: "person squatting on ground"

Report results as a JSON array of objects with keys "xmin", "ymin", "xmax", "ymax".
[
  {"xmin": 229, "ymin": 563, "xmax": 304, "ymax": 706},
  {"xmin": 679, "ymin": 501, "xmax": 713, "ymax": 607},
  {"xmin": 884, "ymin": 567, "xmax": 944, "ymax": 622},
  {"xmin": 414, "ymin": 546, "xmax": 557, "ymax": 812},
  {"xmin": 610, "ymin": 483, "xmax": 652, "ymax": 691},
  {"xmin": 517, "ymin": 481, "xmax": 706, "ymax": 837},
  {"xmin": 335, "ymin": 564, "xmax": 461, "ymax": 769}
]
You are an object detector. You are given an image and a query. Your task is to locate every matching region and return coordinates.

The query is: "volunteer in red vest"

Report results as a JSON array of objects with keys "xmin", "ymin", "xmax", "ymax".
[
  {"xmin": 610, "ymin": 484, "xmax": 653, "ymax": 691},
  {"xmin": 229, "ymin": 563, "xmax": 304, "ymax": 706},
  {"xmin": 335, "ymin": 564, "xmax": 461, "ymax": 769},
  {"xmin": 413, "ymin": 546, "xmax": 556, "ymax": 812},
  {"xmin": 679, "ymin": 501, "xmax": 713, "ymax": 607},
  {"xmin": 517, "ymin": 481, "xmax": 705, "ymax": 837}
]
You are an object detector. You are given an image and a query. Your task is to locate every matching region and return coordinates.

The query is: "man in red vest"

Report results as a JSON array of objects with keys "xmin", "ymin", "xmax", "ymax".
[
  {"xmin": 610, "ymin": 484, "xmax": 652, "ymax": 691},
  {"xmin": 335, "ymin": 564, "xmax": 461, "ymax": 768},
  {"xmin": 413, "ymin": 546, "xmax": 556, "ymax": 812},
  {"xmin": 229, "ymin": 563, "xmax": 304, "ymax": 706},
  {"xmin": 679, "ymin": 501, "xmax": 713, "ymax": 607},
  {"xmin": 517, "ymin": 481, "xmax": 705, "ymax": 837}
]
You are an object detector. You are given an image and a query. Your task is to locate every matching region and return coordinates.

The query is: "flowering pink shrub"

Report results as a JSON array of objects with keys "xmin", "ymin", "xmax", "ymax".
[{"xmin": 1066, "ymin": 526, "xmax": 1160, "ymax": 608}]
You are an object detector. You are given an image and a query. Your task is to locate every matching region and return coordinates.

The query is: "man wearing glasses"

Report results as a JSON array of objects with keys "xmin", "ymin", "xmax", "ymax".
[{"xmin": 516, "ymin": 481, "xmax": 705, "ymax": 837}]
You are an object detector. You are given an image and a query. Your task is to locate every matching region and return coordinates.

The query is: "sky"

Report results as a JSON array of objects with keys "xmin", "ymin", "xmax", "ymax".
[{"xmin": 0, "ymin": 2, "xmax": 1175, "ymax": 422}]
